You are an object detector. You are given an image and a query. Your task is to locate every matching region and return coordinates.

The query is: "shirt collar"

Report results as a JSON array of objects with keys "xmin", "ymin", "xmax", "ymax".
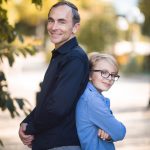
[
  {"xmin": 87, "ymin": 82, "xmax": 101, "ymax": 94},
  {"xmin": 52, "ymin": 37, "xmax": 78, "ymax": 55},
  {"xmin": 87, "ymin": 82, "xmax": 110, "ymax": 108}
]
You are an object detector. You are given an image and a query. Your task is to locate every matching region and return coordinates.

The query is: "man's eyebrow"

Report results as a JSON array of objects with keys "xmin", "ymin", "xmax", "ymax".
[
  {"xmin": 48, "ymin": 17, "xmax": 53, "ymax": 20},
  {"xmin": 58, "ymin": 18, "xmax": 66, "ymax": 22},
  {"xmin": 47, "ymin": 17, "xmax": 66, "ymax": 22}
]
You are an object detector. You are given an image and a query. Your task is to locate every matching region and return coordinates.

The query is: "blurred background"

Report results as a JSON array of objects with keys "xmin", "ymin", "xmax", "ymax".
[{"xmin": 0, "ymin": 0, "xmax": 150, "ymax": 149}]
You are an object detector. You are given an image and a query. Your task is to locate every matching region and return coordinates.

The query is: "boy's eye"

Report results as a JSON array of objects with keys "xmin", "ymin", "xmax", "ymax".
[
  {"xmin": 111, "ymin": 74, "xmax": 116, "ymax": 78},
  {"xmin": 101, "ymin": 71, "xmax": 109, "ymax": 75}
]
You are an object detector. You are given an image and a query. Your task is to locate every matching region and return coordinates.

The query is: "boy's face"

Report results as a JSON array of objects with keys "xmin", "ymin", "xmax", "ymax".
[
  {"xmin": 47, "ymin": 5, "xmax": 79, "ymax": 49},
  {"xmin": 89, "ymin": 60, "xmax": 118, "ymax": 92}
]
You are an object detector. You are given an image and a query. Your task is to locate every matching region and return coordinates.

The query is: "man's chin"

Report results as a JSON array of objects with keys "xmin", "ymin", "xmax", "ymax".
[{"xmin": 50, "ymin": 39, "xmax": 60, "ymax": 43}]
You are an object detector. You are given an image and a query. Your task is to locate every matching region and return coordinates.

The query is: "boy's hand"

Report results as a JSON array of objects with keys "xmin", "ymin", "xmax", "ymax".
[{"xmin": 98, "ymin": 129, "xmax": 112, "ymax": 141}]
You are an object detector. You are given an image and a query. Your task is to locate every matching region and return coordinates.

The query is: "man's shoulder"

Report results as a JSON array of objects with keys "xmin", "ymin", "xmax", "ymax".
[{"xmin": 69, "ymin": 45, "xmax": 88, "ymax": 61}]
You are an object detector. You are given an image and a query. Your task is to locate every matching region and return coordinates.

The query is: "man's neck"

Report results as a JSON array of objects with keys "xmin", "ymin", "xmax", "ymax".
[{"xmin": 55, "ymin": 35, "xmax": 75, "ymax": 49}]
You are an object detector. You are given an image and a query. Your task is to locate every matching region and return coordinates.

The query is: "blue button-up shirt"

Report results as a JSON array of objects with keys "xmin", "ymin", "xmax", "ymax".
[{"xmin": 76, "ymin": 82, "xmax": 126, "ymax": 150}]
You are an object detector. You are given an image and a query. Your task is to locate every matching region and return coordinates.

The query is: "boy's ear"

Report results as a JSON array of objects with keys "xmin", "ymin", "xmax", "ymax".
[{"xmin": 89, "ymin": 74, "xmax": 92, "ymax": 81}]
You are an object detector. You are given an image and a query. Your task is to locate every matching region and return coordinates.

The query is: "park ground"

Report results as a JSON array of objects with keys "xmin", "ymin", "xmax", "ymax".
[{"xmin": 0, "ymin": 53, "xmax": 150, "ymax": 150}]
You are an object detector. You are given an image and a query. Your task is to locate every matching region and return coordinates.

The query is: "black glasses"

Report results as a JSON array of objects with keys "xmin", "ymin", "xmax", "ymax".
[{"xmin": 91, "ymin": 70, "xmax": 120, "ymax": 81}]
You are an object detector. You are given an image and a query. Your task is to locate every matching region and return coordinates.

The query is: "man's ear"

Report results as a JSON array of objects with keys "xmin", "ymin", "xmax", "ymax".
[{"xmin": 73, "ymin": 23, "xmax": 80, "ymax": 34}]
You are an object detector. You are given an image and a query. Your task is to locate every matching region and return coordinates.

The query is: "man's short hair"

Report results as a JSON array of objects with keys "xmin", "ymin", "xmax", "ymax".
[{"xmin": 48, "ymin": 1, "xmax": 80, "ymax": 25}]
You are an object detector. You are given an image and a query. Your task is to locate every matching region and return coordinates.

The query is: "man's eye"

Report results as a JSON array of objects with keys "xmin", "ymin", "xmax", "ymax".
[
  {"xmin": 59, "ymin": 21, "xmax": 66, "ymax": 24},
  {"xmin": 48, "ymin": 19, "xmax": 53, "ymax": 23}
]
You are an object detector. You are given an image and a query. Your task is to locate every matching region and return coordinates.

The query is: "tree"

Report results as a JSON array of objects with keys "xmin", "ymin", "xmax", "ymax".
[
  {"xmin": 0, "ymin": 0, "xmax": 44, "ymax": 146},
  {"xmin": 139, "ymin": 0, "xmax": 150, "ymax": 36},
  {"xmin": 78, "ymin": 15, "xmax": 118, "ymax": 52},
  {"xmin": 138, "ymin": 0, "xmax": 150, "ymax": 108}
]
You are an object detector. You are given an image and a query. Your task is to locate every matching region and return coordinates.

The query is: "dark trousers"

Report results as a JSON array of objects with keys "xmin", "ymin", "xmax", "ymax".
[{"xmin": 48, "ymin": 146, "xmax": 81, "ymax": 150}]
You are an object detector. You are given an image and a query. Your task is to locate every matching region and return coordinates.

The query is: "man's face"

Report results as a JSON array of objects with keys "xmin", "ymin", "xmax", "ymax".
[{"xmin": 47, "ymin": 5, "xmax": 79, "ymax": 49}]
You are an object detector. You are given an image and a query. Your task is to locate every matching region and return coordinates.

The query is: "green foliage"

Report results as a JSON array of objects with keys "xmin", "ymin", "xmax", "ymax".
[
  {"xmin": 0, "ymin": 0, "xmax": 7, "ymax": 4},
  {"xmin": 0, "ymin": 4, "xmax": 37, "ymax": 66},
  {"xmin": 32, "ymin": 0, "xmax": 42, "ymax": 6},
  {"xmin": 120, "ymin": 55, "xmax": 150, "ymax": 74},
  {"xmin": 0, "ymin": 71, "xmax": 32, "ymax": 118},
  {"xmin": 142, "ymin": 55, "xmax": 150, "ymax": 73},
  {"xmin": 78, "ymin": 15, "xmax": 118, "ymax": 52},
  {"xmin": 0, "ymin": 44, "xmax": 36, "ymax": 66},
  {"xmin": 0, "ymin": 0, "xmax": 42, "ymax": 146},
  {"xmin": 139, "ymin": 0, "xmax": 150, "ymax": 36},
  {"xmin": 0, "ymin": 4, "xmax": 36, "ymax": 145},
  {"xmin": 0, "ymin": 139, "xmax": 3, "ymax": 147},
  {"xmin": 0, "ymin": 7, "xmax": 16, "ymax": 43}
]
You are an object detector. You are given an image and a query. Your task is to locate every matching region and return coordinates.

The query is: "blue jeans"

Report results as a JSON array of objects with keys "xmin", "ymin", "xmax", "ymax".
[{"xmin": 48, "ymin": 146, "xmax": 81, "ymax": 150}]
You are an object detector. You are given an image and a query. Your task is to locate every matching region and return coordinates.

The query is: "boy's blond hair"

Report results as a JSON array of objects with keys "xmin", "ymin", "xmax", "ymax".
[{"xmin": 88, "ymin": 52, "xmax": 119, "ymax": 73}]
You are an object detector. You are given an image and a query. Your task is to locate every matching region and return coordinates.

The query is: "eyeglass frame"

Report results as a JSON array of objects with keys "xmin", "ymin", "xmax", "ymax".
[{"xmin": 91, "ymin": 69, "xmax": 120, "ymax": 81}]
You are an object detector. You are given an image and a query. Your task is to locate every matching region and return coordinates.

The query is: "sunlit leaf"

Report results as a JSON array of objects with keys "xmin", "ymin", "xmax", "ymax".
[
  {"xmin": 15, "ymin": 98, "xmax": 25, "ymax": 110},
  {"xmin": 0, "ymin": 139, "xmax": 4, "ymax": 147},
  {"xmin": 6, "ymin": 98, "xmax": 16, "ymax": 118},
  {"xmin": 32, "ymin": 0, "xmax": 42, "ymax": 6},
  {"xmin": 17, "ymin": 33, "xmax": 24, "ymax": 43},
  {"xmin": 0, "ymin": 71, "xmax": 6, "ymax": 81}
]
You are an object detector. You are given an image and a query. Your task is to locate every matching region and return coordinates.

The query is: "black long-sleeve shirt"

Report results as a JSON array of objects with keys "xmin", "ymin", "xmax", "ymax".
[{"xmin": 22, "ymin": 37, "xmax": 89, "ymax": 149}]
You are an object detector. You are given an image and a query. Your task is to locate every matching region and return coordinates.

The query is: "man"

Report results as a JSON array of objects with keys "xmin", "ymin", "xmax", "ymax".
[{"xmin": 19, "ymin": 1, "xmax": 89, "ymax": 150}]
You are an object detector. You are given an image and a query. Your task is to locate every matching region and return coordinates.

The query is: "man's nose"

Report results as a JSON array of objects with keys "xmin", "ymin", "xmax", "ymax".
[{"xmin": 51, "ymin": 22, "xmax": 58, "ymax": 30}]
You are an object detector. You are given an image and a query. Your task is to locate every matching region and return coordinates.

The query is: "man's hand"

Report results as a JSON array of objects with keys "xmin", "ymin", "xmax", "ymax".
[
  {"xmin": 19, "ymin": 123, "xmax": 34, "ymax": 147},
  {"xmin": 98, "ymin": 129, "xmax": 111, "ymax": 141}
]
